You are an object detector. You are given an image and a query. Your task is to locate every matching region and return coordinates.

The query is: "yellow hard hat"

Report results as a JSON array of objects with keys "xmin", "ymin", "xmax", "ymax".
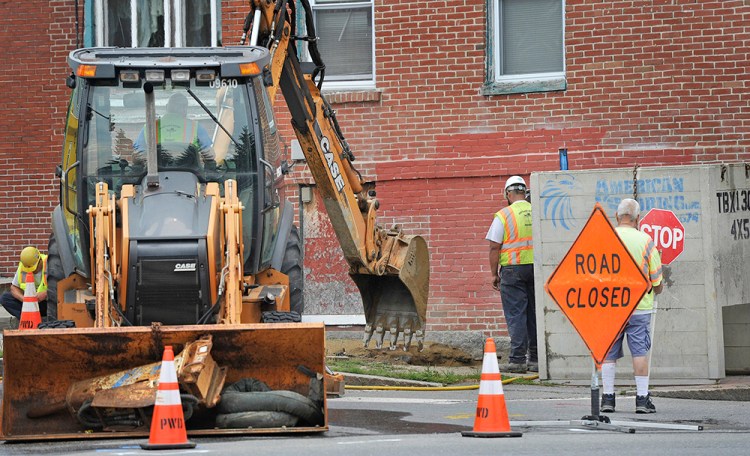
[{"xmin": 20, "ymin": 246, "xmax": 41, "ymax": 273}]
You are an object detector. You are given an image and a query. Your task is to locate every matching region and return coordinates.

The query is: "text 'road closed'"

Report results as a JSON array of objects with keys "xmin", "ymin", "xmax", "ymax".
[{"xmin": 567, "ymin": 253, "xmax": 632, "ymax": 307}]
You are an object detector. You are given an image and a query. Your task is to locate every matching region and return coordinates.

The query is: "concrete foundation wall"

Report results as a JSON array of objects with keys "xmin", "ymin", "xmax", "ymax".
[{"xmin": 532, "ymin": 164, "xmax": 750, "ymax": 382}]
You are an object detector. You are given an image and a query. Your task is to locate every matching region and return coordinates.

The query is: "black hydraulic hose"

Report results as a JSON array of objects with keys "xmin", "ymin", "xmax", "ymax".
[
  {"xmin": 298, "ymin": 0, "xmax": 325, "ymax": 88},
  {"xmin": 240, "ymin": 10, "xmax": 254, "ymax": 45},
  {"xmin": 111, "ymin": 297, "xmax": 133, "ymax": 326},
  {"xmin": 197, "ymin": 294, "xmax": 222, "ymax": 324},
  {"xmin": 273, "ymin": 0, "xmax": 288, "ymax": 41}
]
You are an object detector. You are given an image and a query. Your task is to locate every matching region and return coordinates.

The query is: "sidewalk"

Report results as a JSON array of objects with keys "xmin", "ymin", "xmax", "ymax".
[
  {"xmin": 650, "ymin": 375, "xmax": 750, "ymax": 402},
  {"xmin": 336, "ymin": 369, "xmax": 750, "ymax": 401}
]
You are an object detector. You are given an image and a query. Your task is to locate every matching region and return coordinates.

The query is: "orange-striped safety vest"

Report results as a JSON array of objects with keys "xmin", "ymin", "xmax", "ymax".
[{"xmin": 495, "ymin": 201, "xmax": 534, "ymax": 266}]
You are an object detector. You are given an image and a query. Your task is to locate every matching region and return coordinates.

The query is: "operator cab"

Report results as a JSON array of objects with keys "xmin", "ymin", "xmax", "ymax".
[{"xmin": 58, "ymin": 47, "xmax": 286, "ymax": 323}]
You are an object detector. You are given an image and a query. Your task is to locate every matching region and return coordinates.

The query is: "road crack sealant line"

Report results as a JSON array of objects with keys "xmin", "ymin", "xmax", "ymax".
[{"xmin": 344, "ymin": 374, "xmax": 539, "ymax": 391}]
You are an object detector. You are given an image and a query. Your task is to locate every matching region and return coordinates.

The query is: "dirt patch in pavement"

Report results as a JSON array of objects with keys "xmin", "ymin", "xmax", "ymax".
[{"xmin": 326, "ymin": 338, "xmax": 481, "ymax": 368}]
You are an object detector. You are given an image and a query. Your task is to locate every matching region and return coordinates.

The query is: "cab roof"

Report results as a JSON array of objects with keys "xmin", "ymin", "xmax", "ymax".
[{"xmin": 68, "ymin": 46, "xmax": 271, "ymax": 79}]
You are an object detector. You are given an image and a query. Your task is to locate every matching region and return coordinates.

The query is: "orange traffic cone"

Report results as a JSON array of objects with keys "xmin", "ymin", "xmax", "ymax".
[
  {"xmin": 462, "ymin": 338, "xmax": 522, "ymax": 438},
  {"xmin": 141, "ymin": 346, "xmax": 196, "ymax": 450},
  {"xmin": 18, "ymin": 272, "xmax": 41, "ymax": 330}
]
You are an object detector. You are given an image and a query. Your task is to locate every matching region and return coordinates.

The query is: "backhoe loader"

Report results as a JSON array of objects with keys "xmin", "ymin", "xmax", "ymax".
[{"xmin": 0, "ymin": 0, "xmax": 429, "ymax": 441}]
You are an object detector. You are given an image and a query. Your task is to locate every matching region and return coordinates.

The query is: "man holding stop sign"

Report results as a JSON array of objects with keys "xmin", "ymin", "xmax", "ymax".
[{"xmin": 601, "ymin": 199, "xmax": 664, "ymax": 414}]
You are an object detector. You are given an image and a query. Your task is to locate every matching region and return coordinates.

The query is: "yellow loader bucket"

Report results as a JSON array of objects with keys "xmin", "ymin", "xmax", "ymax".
[
  {"xmin": 0, "ymin": 323, "xmax": 327, "ymax": 441},
  {"xmin": 352, "ymin": 234, "xmax": 430, "ymax": 351}
]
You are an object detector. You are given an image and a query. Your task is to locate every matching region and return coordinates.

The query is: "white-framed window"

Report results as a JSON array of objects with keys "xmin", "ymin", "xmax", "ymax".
[
  {"xmin": 485, "ymin": 0, "xmax": 566, "ymax": 95},
  {"xmin": 309, "ymin": 0, "xmax": 375, "ymax": 90},
  {"xmin": 87, "ymin": 0, "xmax": 221, "ymax": 48}
]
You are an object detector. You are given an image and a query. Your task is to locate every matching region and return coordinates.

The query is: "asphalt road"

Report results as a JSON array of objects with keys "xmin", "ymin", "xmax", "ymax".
[{"xmin": 1, "ymin": 382, "xmax": 748, "ymax": 455}]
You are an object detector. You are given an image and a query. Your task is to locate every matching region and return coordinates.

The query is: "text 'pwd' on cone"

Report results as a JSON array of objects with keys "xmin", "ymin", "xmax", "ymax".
[
  {"xmin": 141, "ymin": 345, "xmax": 196, "ymax": 450},
  {"xmin": 462, "ymin": 338, "xmax": 522, "ymax": 438}
]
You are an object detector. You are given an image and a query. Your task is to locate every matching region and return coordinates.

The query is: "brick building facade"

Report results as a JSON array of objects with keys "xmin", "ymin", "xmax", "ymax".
[{"xmin": 0, "ymin": 1, "xmax": 747, "ymax": 341}]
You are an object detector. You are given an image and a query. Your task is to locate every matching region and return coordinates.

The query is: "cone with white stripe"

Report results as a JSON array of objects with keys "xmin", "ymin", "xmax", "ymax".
[
  {"xmin": 462, "ymin": 338, "xmax": 522, "ymax": 438},
  {"xmin": 141, "ymin": 345, "xmax": 196, "ymax": 450},
  {"xmin": 18, "ymin": 272, "xmax": 42, "ymax": 330}
]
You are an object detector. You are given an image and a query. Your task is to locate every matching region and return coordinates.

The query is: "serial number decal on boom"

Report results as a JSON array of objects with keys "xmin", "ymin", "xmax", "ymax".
[
  {"xmin": 320, "ymin": 135, "xmax": 346, "ymax": 192},
  {"xmin": 174, "ymin": 263, "xmax": 197, "ymax": 272}
]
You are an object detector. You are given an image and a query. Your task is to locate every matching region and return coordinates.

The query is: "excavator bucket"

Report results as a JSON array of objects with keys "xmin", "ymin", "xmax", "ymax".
[
  {"xmin": 0, "ymin": 323, "xmax": 327, "ymax": 441},
  {"xmin": 353, "ymin": 234, "xmax": 430, "ymax": 351}
]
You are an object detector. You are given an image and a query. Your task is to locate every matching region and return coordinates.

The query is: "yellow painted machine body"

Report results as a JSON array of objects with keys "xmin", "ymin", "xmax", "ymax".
[{"xmin": 1, "ymin": 0, "xmax": 429, "ymax": 441}]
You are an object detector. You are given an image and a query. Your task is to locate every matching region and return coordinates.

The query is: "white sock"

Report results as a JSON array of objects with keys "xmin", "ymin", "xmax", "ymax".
[
  {"xmin": 602, "ymin": 363, "xmax": 616, "ymax": 395},
  {"xmin": 635, "ymin": 376, "xmax": 649, "ymax": 397}
]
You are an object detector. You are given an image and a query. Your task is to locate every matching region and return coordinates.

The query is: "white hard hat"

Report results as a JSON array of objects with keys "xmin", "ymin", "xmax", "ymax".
[{"xmin": 504, "ymin": 175, "xmax": 526, "ymax": 191}]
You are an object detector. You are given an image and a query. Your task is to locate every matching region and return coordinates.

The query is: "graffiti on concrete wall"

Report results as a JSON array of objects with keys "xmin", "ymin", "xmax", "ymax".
[
  {"xmin": 541, "ymin": 174, "xmax": 582, "ymax": 230},
  {"xmin": 595, "ymin": 177, "xmax": 701, "ymax": 224}
]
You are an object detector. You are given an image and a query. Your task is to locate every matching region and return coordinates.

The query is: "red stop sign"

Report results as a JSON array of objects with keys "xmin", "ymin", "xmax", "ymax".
[{"xmin": 639, "ymin": 209, "xmax": 685, "ymax": 265}]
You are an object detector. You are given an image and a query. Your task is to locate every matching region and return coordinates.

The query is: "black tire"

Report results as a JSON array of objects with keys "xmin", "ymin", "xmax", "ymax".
[
  {"xmin": 216, "ymin": 411, "xmax": 299, "ymax": 429},
  {"xmin": 38, "ymin": 320, "xmax": 76, "ymax": 329},
  {"xmin": 46, "ymin": 232, "xmax": 65, "ymax": 322},
  {"xmin": 261, "ymin": 311, "xmax": 301, "ymax": 323},
  {"xmin": 218, "ymin": 379, "xmax": 323, "ymax": 426},
  {"xmin": 281, "ymin": 225, "xmax": 304, "ymax": 314}
]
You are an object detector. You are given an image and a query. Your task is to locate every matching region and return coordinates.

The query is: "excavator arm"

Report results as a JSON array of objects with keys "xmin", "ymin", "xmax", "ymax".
[{"xmin": 244, "ymin": 0, "xmax": 430, "ymax": 350}]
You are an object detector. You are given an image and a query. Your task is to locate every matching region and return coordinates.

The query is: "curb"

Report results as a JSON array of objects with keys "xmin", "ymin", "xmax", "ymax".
[
  {"xmin": 341, "ymin": 372, "xmax": 442, "ymax": 388},
  {"xmin": 652, "ymin": 387, "xmax": 750, "ymax": 402}
]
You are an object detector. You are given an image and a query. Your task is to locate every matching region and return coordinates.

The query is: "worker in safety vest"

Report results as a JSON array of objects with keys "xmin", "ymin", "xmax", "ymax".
[
  {"xmin": 133, "ymin": 92, "xmax": 214, "ymax": 164},
  {"xmin": 486, "ymin": 176, "xmax": 537, "ymax": 373},
  {"xmin": 600, "ymin": 198, "xmax": 663, "ymax": 414},
  {"xmin": 1, "ymin": 246, "xmax": 48, "ymax": 322}
]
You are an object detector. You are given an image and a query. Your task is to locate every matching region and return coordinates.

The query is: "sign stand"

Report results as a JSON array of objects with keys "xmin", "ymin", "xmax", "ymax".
[{"xmin": 569, "ymin": 361, "xmax": 636, "ymax": 433}]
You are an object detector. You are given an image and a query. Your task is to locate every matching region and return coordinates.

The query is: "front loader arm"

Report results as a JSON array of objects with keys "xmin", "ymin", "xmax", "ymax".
[
  {"xmin": 245, "ymin": 0, "xmax": 430, "ymax": 350},
  {"xmin": 88, "ymin": 182, "xmax": 121, "ymax": 327}
]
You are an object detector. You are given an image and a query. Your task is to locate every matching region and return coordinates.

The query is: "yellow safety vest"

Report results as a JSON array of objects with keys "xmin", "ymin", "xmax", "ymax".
[
  {"xmin": 157, "ymin": 114, "xmax": 200, "ymax": 146},
  {"xmin": 495, "ymin": 201, "xmax": 534, "ymax": 266},
  {"xmin": 615, "ymin": 226, "xmax": 662, "ymax": 311},
  {"xmin": 16, "ymin": 254, "xmax": 48, "ymax": 293}
]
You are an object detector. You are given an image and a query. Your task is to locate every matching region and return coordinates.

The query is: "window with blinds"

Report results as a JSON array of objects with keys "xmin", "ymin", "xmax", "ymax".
[
  {"xmin": 311, "ymin": 0, "xmax": 375, "ymax": 89},
  {"xmin": 486, "ymin": 0, "xmax": 566, "ymax": 94},
  {"xmin": 499, "ymin": 0, "xmax": 563, "ymax": 75}
]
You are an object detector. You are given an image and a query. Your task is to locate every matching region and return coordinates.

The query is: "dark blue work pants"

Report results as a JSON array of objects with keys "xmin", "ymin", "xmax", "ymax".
[
  {"xmin": 499, "ymin": 264, "xmax": 538, "ymax": 365},
  {"xmin": 1, "ymin": 291, "xmax": 47, "ymax": 319}
]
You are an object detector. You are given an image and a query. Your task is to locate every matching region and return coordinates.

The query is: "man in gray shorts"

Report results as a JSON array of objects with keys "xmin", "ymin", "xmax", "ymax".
[{"xmin": 601, "ymin": 199, "xmax": 663, "ymax": 414}]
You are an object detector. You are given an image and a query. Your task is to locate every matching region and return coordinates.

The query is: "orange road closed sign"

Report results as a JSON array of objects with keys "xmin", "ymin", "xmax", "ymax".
[{"xmin": 544, "ymin": 204, "xmax": 651, "ymax": 364}]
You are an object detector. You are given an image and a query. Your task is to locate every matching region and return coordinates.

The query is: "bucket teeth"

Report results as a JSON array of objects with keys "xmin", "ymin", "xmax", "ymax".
[
  {"xmin": 389, "ymin": 325, "xmax": 399, "ymax": 351},
  {"xmin": 374, "ymin": 325, "xmax": 385, "ymax": 349},
  {"xmin": 363, "ymin": 324, "xmax": 374, "ymax": 348},
  {"xmin": 402, "ymin": 328, "xmax": 413, "ymax": 351},
  {"xmin": 415, "ymin": 329, "xmax": 424, "ymax": 352},
  {"xmin": 362, "ymin": 314, "xmax": 424, "ymax": 351}
]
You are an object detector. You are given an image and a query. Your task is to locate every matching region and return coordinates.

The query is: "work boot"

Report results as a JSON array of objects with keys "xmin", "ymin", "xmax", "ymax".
[
  {"xmin": 600, "ymin": 393, "xmax": 616, "ymax": 413},
  {"xmin": 635, "ymin": 394, "xmax": 656, "ymax": 413},
  {"xmin": 500, "ymin": 363, "xmax": 527, "ymax": 374},
  {"xmin": 527, "ymin": 361, "xmax": 539, "ymax": 373}
]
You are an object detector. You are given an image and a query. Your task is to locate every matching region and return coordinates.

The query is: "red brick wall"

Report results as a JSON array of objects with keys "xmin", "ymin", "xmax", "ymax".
[
  {"xmin": 278, "ymin": 0, "xmax": 750, "ymax": 340},
  {"xmin": 0, "ymin": 0, "xmax": 79, "ymax": 273},
  {"xmin": 0, "ymin": 1, "xmax": 748, "ymax": 342}
]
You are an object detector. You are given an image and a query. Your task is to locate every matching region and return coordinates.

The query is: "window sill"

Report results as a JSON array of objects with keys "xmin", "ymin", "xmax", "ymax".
[
  {"xmin": 481, "ymin": 77, "xmax": 567, "ymax": 96},
  {"xmin": 321, "ymin": 89, "xmax": 382, "ymax": 104}
]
